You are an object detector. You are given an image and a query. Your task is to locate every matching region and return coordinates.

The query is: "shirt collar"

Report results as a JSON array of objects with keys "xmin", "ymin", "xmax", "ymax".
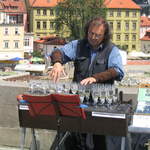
[{"xmin": 86, "ymin": 43, "xmax": 103, "ymax": 52}]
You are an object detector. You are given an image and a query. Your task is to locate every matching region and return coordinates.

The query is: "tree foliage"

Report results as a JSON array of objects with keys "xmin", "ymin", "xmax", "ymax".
[{"xmin": 55, "ymin": 0, "xmax": 107, "ymax": 40}]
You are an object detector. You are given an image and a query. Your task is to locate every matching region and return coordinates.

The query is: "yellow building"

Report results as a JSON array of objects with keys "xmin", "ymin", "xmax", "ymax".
[
  {"xmin": 26, "ymin": 0, "xmax": 141, "ymax": 52},
  {"xmin": 105, "ymin": 0, "xmax": 141, "ymax": 52},
  {"xmin": 26, "ymin": 0, "xmax": 62, "ymax": 39}
]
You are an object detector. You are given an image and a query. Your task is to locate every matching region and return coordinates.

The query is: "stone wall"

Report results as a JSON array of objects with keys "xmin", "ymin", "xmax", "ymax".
[{"xmin": 0, "ymin": 81, "xmax": 56, "ymax": 150}]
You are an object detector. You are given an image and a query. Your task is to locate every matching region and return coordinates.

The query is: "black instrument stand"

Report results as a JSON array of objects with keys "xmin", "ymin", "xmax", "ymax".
[
  {"xmin": 49, "ymin": 94, "xmax": 85, "ymax": 150},
  {"xmin": 50, "ymin": 100, "xmax": 71, "ymax": 150}
]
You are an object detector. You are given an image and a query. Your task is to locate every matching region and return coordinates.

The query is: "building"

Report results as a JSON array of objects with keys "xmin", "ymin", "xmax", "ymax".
[
  {"xmin": 0, "ymin": 25, "xmax": 24, "ymax": 58},
  {"xmin": 140, "ymin": 29, "xmax": 150, "ymax": 53},
  {"xmin": 0, "ymin": 0, "xmax": 27, "ymax": 59},
  {"xmin": 25, "ymin": 0, "xmax": 61, "ymax": 39},
  {"xmin": 24, "ymin": 32, "xmax": 34, "ymax": 54},
  {"xmin": 105, "ymin": 0, "xmax": 141, "ymax": 52},
  {"xmin": 26, "ymin": 0, "xmax": 141, "ymax": 52},
  {"xmin": 140, "ymin": 15, "xmax": 150, "ymax": 38},
  {"xmin": 0, "ymin": 0, "xmax": 28, "ymax": 32}
]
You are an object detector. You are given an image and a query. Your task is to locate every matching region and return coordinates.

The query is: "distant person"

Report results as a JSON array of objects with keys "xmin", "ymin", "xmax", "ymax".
[{"xmin": 49, "ymin": 16, "xmax": 124, "ymax": 150}]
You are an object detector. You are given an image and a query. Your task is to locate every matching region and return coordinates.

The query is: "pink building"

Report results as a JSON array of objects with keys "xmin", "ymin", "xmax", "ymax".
[{"xmin": 0, "ymin": 0, "xmax": 27, "ymax": 32}]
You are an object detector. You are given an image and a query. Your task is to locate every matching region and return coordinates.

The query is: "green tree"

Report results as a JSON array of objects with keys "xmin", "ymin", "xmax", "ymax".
[
  {"xmin": 32, "ymin": 51, "xmax": 43, "ymax": 58},
  {"xmin": 55, "ymin": 0, "xmax": 107, "ymax": 40}
]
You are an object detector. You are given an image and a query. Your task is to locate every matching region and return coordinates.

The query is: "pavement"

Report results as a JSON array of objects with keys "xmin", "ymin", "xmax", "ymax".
[
  {"xmin": 0, "ymin": 147, "xmax": 28, "ymax": 150},
  {"xmin": 125, "ymin": 64, "xmax": 150, "ymax": 72}
]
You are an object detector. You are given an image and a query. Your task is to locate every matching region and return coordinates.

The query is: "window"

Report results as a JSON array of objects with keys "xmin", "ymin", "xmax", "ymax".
[
  {"xmin": 10, "ymin": 16, "xmax": 17, "ymax": 24},
  {"xmin": 37, "ymin": 34, "xmax": 40, "ymax": 37},
  {"xmin": 37, "ymin": 21, "xmax": 40, "ymax": 29},
  {"xmin": 132, "ymin": 11, "xmax": 137, "ymax": 17},
  {"xmin": 24, "ymin": 39, "xmax": 29, "ymax": 46},
  {"xmin": 109, "ymin": 22, "xmax": 113, "ymax": 30},
  {"xmin": 132, "ymin": 34, "xmax": 136, "ymax": 41},
  {"xmin": 56, "ymin": 10, "xmax": 59, "ymax": 16},
  {"xmin": 14, "ymin": 41, "xmax": 19, "ymax": 48},
  {"xmin": 116, "ymin": 34, "xmax": 121, "ymax": 41},
  {"xmin": 43, "ymin": 9, "xmax": 47, "ymax": 15},
  {"xmin": 15, "ymin": 27, "xmax": 19, "ymax": 35},
  {"xmin": 117, "ymin": 9, "xmax": 121, "ymax": 17},
  {"xmin": 124, "ymin": 45, "xmax": 128, "ymax": 49},
  {"xmin": 125, "ymin": 10, "xmax": 129, "ymax": 17},
  {"xmin": 125, "ymin": 22, "xmax": 129, "ymax": 30},
  {"xmin": 4, "ymin": 28, "xmax": 8, "ymax": 35},
  {"xmin": 50, "ymin": 9, "xmax": 54, "ymax": 16},
  {"xmin": 37, "ymin": 9, "xmax": 40, "ymax": 15},
  {"xmin": 109, "ymin": 11, "xmax": 114, "ymax": 17},
  {"xmin": 50, "ymin": 22, "xmax": 55, "ymax": 29},
  {"xmin": 132, "ymin": 22, "xmax": 136, "ymax": 30},
  {"xmin": 132, "ymin": 45, "xmax": 136, "ymax": 49},
  {"xmin": 43, "ymin": 21, "xmax": 47, "ymax": 29},
  {"xmin": 3, "ymin": 40, "xmax": 9, "ymax": 48},
  {"xmin": 125, "ymin": 34, "xmax": 129, "ymax": 41},
  {"xmin": 117, "ymin": 22, "xmax": 121, "ymax": 30}
]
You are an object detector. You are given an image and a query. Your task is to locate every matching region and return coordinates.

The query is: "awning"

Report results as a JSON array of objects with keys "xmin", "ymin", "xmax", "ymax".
[{"xmin": 0, "ymin": 57, "xmax": 23, "ymax": 64}]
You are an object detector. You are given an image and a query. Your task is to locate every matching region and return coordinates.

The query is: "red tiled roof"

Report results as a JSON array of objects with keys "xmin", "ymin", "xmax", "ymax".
[
  {"xmin": 140, "ymin": 28, "xmax": 150, "ymax": 41},
  {"xmin": 140, "ymin": 33, "xmax": 150, "ymax": 41},
  {"xmin": 0, "ymin": 0, "xmax": 26, "ymax": 13},
  {"xmin": 141, "ymin": 16, "xmax": 150, "ymax": 27},
  {"xmin": 104, "ymin": 0, "xmax": 141, "ymax": 9},
  {"xmin": 127, "ymin": 60, "xmax": 150, "ymax": 65},
  {"xmin": 35, "ymin": 35, "xmax": 66, "ymax": 45},
  {"xmin": 29, "ymin": 0, "xmax": 59, "ymax": 7},
  {"xmin": 140, "ymin": 36, "xmax": 150, "ymax": 41}
]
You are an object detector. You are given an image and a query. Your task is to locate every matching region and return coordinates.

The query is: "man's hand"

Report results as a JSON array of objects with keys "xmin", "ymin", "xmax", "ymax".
[
  {"xmin": 49, "ymin": 62, "xmax": 66, "ymax": 82},
  {"xmin": 80, "ymin": 77, "xmax": 96, "ymax": 85}
]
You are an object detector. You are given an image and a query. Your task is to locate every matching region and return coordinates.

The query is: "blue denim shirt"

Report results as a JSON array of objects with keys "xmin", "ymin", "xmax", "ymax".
[{"xmin": 58, "ymin": 40, "xmax": 124, "ymax": 81}]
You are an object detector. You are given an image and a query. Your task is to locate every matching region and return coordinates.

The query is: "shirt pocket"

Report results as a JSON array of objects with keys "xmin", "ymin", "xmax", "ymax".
[
  {"xmin": 96, "ymin": 58, "xmax": 105, "ymax": 65},
  {"xmin": 93, "ymin": 58, "xmax": 106, "ymax": 74},
  {"xmin": 74, "ymin": 57, "xmax": 88, "ymax": 72}
]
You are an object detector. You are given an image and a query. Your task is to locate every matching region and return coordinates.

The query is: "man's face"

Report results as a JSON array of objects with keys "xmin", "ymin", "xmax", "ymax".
[{"xmin": 88, "ymin": 25, "xmax": 105, "ymax": 49}]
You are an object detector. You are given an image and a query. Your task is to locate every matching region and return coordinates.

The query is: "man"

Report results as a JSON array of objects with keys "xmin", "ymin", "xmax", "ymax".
[
  {"xmin": 50, "ymin": 16, "xmax": 124, "ymax": 85},
  {"xmin": 49, "ymin": 16, "xmax": 124, "ymax": 150}
]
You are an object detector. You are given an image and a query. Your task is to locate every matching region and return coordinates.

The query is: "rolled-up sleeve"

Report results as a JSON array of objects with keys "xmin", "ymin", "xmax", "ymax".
[
  {"xmin": 108, "ymin": 47, "xmax": 124, "ymax": 81},
  {"xmin": 59, "ymin": 40, "xmax": 78, "ymax": 63}
]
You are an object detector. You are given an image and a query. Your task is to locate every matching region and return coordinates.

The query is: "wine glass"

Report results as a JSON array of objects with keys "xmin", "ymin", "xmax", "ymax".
[
  {"xmin": 70, "ymin": 82, "xmax": 78, "ymax": 94},
  {"xmin": 83, "ymin": 85, "xmax": 91, "ymax": 104},
  {"xmin": 56, "ymin": 82, "xmax": 64, "ymax": 94},
  {"xmin": 28, "ymin": 80, "xmax": 36, "ymax": 94},
  {"xmin": 44, "ymin": 48, "xmax": 52, "ymax": 75},
  {"xmin": 63, "ymin": 82, "xmax": 71, "ymax": 94},
  {"xmin": 48, "ymin": 80, "xmax": 57, "ymax": 94},
  {"xmin": 105, "ymin": 84, "xmax": 113, "ymax": 104},
  {"xmin": 78, "ymin": 84, "xmax": 85, "ymax": 104},
  {"xmin": 92, "ymin": 84, "xmax": 100, "ymax": 106}
]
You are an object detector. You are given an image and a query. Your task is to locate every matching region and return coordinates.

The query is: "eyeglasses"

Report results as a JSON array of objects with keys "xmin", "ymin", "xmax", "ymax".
[{"xmin": 88, "ymin": 31, "xmax": 104, "ymax": 39}]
